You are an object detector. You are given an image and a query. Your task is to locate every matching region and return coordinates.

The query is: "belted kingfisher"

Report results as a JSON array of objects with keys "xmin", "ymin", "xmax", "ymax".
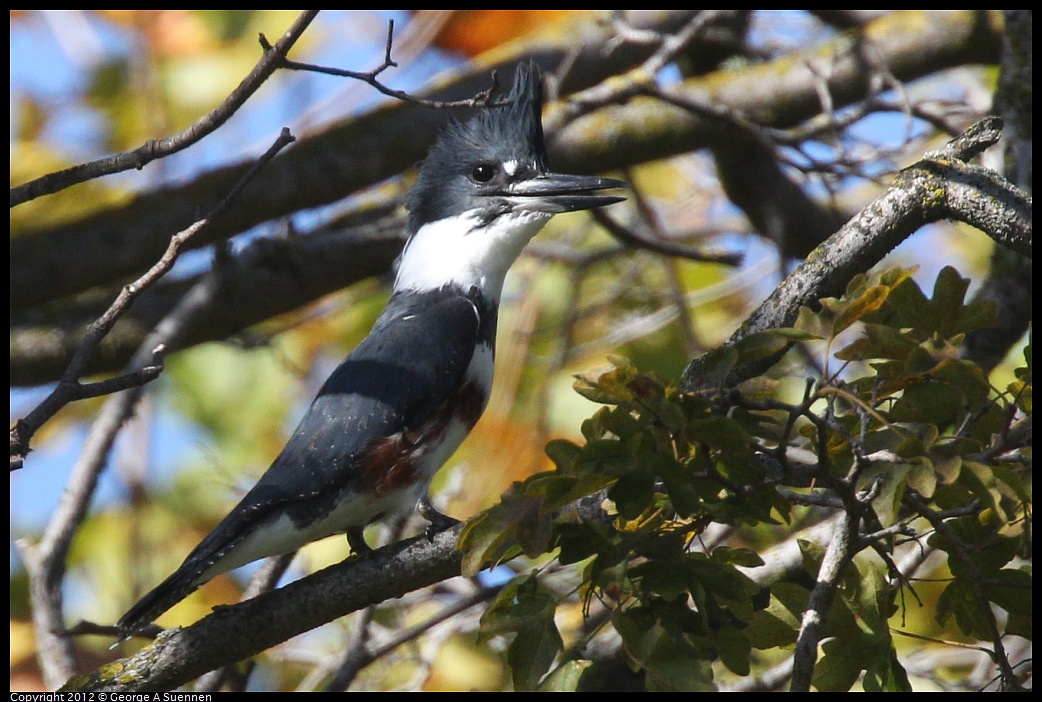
[{"xmin": 117, "ymin": 61, "xmax": 626, "ymax": 634}]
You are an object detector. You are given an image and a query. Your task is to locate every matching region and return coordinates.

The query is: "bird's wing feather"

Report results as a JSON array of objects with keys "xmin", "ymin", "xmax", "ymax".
[
  {"xmin": 268, "ymin": 292, "xmax": 483, "ymax": 494},
  {"xmin": 118, "ymin": 294, "xmax": 482, "ymax": 631}
]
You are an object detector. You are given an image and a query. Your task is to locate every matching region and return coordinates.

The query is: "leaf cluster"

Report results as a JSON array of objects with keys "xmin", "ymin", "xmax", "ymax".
[{"xmin": 459, "ymin": 265, "xmax": 1031, "ymax": 691}]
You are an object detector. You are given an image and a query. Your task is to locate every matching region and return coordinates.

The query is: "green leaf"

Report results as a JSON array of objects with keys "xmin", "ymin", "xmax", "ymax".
[
  {"xmin": 717, "ymin": 625, "xmax": 751, "ymax": 676},
  {"xmin": 609, "ymin": 467, "xmax": 656, "ymax": 520},
  {"xmin": 904, "ymin": 343, "xmax": 943, "ymax": 374},
  {"xmin": 984, "ymin": 568, "xmax": 1033, "ymax": 616},
  {"xmin": 1008, "ymin": 379, "xmax": 1032, "ymax": 414},
  {"xmin": 537, "ymin": 660, "xmax": 591, "ymax": 691},
  {"xmin": 629, "ymin": 560, "xmax": 691, "ymax": 602},
  {"xmin": 936, "ymin": 579, "xmax": 991, "ymax": 639},
  {"xmin": 891, "ymin": 356, "xmax": 987, "ymax": 420},
  {"xmin": 687, "ymin": 416, "xmax": 752, "ymax": 457},
  {"xmin": 480, "ymin": 574, "xmax": 564, "ymax": 691},
  {"xmin": 835, "ymin": 323, "xmax": 917, "ymax": 362},
  {"xmin": 863, "ymin": 463, "xmax": 911, "ymax": 527},
  {"xmin": 509, "ymin": 621, "xmax": 564, "ymax": 691},
  {"xmin": 545, "ymin": 439, "xmax": 581, "ymax": 472},
  {"xmin": 862, "ymin": 641, "xmax": 912, "ymax": 692},
  {"xmin": 598, "ymin": 405, "xmax": 644, "ymax": 439},
  {"xmin": 709, "ymin": 546, "xmax": 764, "ymax": 569},
  {"xmin": 556, "ymin": 521, "xmax": 613, "ymax": 566},
  {"xmin": 733, "ymin": 328, "xmax": 816, "ymax": 364},
  {"xmin": 991, "ymin": 463, "xmax": 1031, "ymax": 504},
  {"xmin": 1005, "ymin": 612, "xmax": 1032, "ymax": 640},
  {"xmin": 906, "ymin": 459, "xmax": 937, "ymax": 498},
  {"xmin": 525, "ymin": 470, "xmax": 615, "ymax": 514},
  {"xmin": 745, "ymin": 582, "xmax": 806, "ymax": 649},
  {"xmin": 889, "ymin": 379, "xmax": 963, "ymax": 424},
  {"xmin": 929, "ymin": 266, "xmax": 972, "ymax": 330},
  {"xmin": 690, "ymin": 551, "xmax": 761, "ymax": 607},
  {"xmin": 932, "ymin": 358, "xmax": 990, "ymax": 406},
  {"xmin": 855, "ymin": 562, "xmax": 898, "ymax": 635},
  {"xmin": 832, "ymin": 284, "xmax": 890, "ymax": 336},
  {"xmin": 815, "ymin": 632, "xmax": 876, "ymax": 691},
  {"xmin": 795, "ymin": 304, "xmax": 833, "ymax": 340},
  {"xmin": 878, "ymin": 272, "xmax": 930, "ymax": 330},
  {"xmin": 578, "ymin": 438, "xmax": 637, "ymax": 477},
  {"xmin": 927, "ymin": 516, "xmax": 1017, "ymax": 578},
  {"xmin": 646, "ymin": 452, "xmax": 699, "ymax": 518},
  {"xmin": 935, "ymin": 455, "xmax": 962, "ymax": 484},
  {"xmin": 881, "ymin": 266, "xmax": 995, "ymax": 337},
  {"xmin": 573, "ymin": 364, "xmax": 640, "ymax": 405},
  {"xmin": 688, "ymin": 345, "xmax": 739, "ymax": 387},
  {"xmin": 457, "ymin": 491, "xmax": 541, "ymax": 576},
  {"xmin": 579, "ymin": 408, "xmax": 609, "ymax": 442},
  {"xmin": 612, "ymin": 610, "xmax": 716, "ymax": 691},
  {"xmin": 929, "ymin": 265, "xmax": 996, "ymax": 336}
]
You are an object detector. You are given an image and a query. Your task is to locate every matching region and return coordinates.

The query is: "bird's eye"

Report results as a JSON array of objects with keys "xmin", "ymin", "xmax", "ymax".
[{"xmin": 470, "ymin": 163, "xmax": 498, "ymax": 183}]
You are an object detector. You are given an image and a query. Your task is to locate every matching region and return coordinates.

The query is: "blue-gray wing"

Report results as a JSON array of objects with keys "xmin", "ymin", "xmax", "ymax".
[
  {"xmin": 118, "ymin": 293, "xmax": 482, "ymax": 632},
  {"xmin": 255, "ymin": 292, "xmax": 483, "ymax": 512}
]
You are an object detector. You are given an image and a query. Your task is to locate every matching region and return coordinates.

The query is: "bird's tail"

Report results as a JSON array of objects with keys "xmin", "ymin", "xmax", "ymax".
[
  {"xmin": 117, "ymin": 514, "xmax": 254, "ymax": 635},
  {"xmin": 117, "ymin": 556, "xmax": 212, "ymax": 635}
]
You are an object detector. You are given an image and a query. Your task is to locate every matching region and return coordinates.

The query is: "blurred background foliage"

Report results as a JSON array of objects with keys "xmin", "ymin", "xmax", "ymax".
[{"xmin": 10, "ymin": 10, "xmax": 1030, "ymax": 692}]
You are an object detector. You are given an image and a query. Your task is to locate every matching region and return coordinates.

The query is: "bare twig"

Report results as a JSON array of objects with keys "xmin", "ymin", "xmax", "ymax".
[
  {"xmin": 319, "ymin": 607, "xmax": 376, "ymax": 692},
  {"xmin": 11, "ymin": 128, "xmax": 296, "ymax": 465},
  {"xmin": 544, "ymin": 10, "xmax": 733, "ymax": 134},
  {"xmin": 60, "ymin": 495, "xmax": 610, "ymax": 692},
  {"xmin": 21, "ymin": 275, "xmax": 227, "ymax": 687},
  {"xmin": 15, "ymin": 129, "xmax": 295, "ymax": 689},
  {"xmin": 324, "ymin": 583, "xmax": 502, "ymax": 691},
  {"xmin": 265, "ymin": 19, "xmax": 504, "ymax": 110},
  {"xmin": 904, "ymin": 494, "xmax": 1025, "ymax": 691},
  {"xmin": 11, "ymin": 11, "xmax": 318, "ymax": 207},
  {"xmin": 11, "ymin": 202, "xmax": 407, "ymax": 388},
  {"xmin": 590, "ymin": 209, "xmax": 743, "ymax": 266},
  {"xmin": 932, "ymin": 113, "xmax": 1004, "ymax": 161},
  {"xmin": 790, "ymin": 510, "xmax": 857, "ymax": 691},
  {"xmin": 12, "ymin": 11, "xmax": 1000, "ymax": 314}
]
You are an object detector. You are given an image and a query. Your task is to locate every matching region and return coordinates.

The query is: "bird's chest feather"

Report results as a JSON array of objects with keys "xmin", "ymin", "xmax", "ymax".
[{"xmin": 357, "ymin": 341, "xmax": 494, "ymax": 500}]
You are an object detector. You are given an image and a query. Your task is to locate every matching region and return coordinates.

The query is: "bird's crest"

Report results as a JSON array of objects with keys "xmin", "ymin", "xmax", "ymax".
[{"xmin": 406, "ymin": 61, "xmax": 550, "ymax": 233}]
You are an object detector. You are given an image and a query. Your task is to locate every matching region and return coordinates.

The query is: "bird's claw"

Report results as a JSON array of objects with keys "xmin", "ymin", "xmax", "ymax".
[{"xmin": 418, "ymin": 494, "xmax": 460, "ymax": 541}]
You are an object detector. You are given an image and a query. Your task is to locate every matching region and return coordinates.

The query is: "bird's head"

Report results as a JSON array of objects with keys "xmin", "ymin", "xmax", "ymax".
[{"xmin": 397, "ymin": 61, "xmax": 627, "ymax": 295}]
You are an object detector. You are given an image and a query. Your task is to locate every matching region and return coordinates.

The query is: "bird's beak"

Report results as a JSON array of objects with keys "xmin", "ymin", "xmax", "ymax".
[{"xmin": 502, "ymin": 173, "xmax": 628, "ymax": 214}]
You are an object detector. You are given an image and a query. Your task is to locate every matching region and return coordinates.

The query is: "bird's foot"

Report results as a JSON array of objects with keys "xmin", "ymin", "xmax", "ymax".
[
  {"xmin": 346, "ymin": 527, "xmax": 373, "ymax": 557},
  {"xmin": 418, "ymin": 494, "xmax": 460, "ymax": 541}
]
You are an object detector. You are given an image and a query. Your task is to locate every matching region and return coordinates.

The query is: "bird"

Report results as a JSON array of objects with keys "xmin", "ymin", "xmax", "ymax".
[{"xmin": 117, "ymin": 61, "xmax": 627, "ymax": 635}]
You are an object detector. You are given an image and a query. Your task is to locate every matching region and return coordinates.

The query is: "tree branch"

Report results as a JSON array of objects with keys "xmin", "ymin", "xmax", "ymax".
[
  {"xmin": 548, "ymin": 11, "xmax": 1002, "ymax": 173},
  {"xmin": 543, "ymin": 10, "xmax": 737, "ymax": 132},
  {"xmin": 10, "ymin": 11, "xmax": 318, "ymax": 207},
  {"xmin": 11, "ymin": 129, "xmax": 297, "ymax": 465},
  {"xmin": 10, "ymin": 202, "xmax": 405, "ymax": 387},
  {"xmin": 15, "ymin": 130, "xmax": 296, "ymax": 689},
  {"xmin": 266, "ymin": 19, "xmax": 505, "ymax": 109},
  {"xmin": 904, "ymin": 494, "xmax": 1025, "ymax": 691},
  {"xmin": 680, "ymin": 118, "xmax": 1031, "ymax": 392},
  {"xmin": 60, "ymin": 528, "xmax": 456, "ymax": 690},
  {"xmin": 11, "ymin": 10, "xmax": 998, "ymax": 313},
  {"xmin": 590, "ymin": 208, "xmax": 743, "ymax": 266},
  {"xmin": 61, "ymin": 493, "xmax": 614, "ymax": 691},
  {"xmin": 789, "ymin": 502, "xmax": 859, "ymax": 691}
]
